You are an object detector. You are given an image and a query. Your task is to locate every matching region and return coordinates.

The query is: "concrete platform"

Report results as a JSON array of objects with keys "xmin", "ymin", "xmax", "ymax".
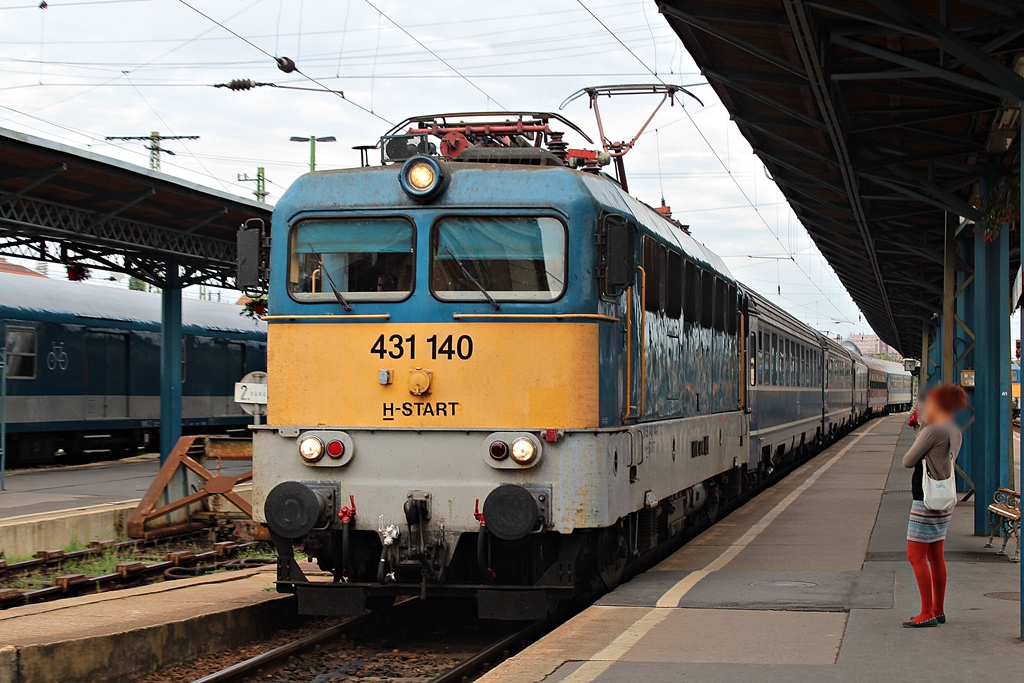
[
  {"xmin": 482, "ymin": 416, "xmax": 1024, "ymax": 682},
  {"xmin": 0, "ymin": 565, "xmax": 297, "ymax": 683},
  {"xmin": 0, "ymin": 454, "xmax": 251, "ymax": 558},
  {"xmin": 0, "ymin": 453, "xmax": 250, "ymax": 519}
]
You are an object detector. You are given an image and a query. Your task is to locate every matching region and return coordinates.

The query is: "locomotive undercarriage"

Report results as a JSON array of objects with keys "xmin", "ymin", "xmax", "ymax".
[{"xmin": 268, "ymin": 475, "xmax": 724, "ymax": 620}]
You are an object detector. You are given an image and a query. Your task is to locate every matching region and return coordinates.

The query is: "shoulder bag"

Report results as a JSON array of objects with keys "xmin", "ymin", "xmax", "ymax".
[{"xmin": 922, "ymin": 427, "xmax": 957, "ymax": 512}]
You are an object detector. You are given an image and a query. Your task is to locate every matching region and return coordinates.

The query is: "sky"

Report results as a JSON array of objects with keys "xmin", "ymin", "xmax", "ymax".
[{"xmin": 0, "ymin": 0, "xmax": 873, "ymax": 339}]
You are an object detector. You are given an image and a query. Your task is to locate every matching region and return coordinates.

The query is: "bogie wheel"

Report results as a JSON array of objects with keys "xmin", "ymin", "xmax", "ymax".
[
  {"xmin": 596, "ymin": 527, "xmax": 628, "ymax": 590},
  {"xmin": 704, "ymin": 486, "xmax": 721, "ymax": 524}
]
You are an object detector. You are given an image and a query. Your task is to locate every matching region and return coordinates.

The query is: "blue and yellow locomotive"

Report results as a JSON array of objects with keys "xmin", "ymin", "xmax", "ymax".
[{"xmin": 249, "ymin": 112, "xmax": 883, "ymax": 619}]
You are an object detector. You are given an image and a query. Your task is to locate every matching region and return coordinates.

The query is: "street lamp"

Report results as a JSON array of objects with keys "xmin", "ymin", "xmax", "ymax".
[{"xmin": 290, "ymin": 135, "xmax": 337, "ymax": 172}]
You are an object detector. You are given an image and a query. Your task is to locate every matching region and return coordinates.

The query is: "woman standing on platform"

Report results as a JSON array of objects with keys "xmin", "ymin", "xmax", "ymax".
[{"xmin": 901, "ymin": 384, "xmax": 968, "ymax": 628}]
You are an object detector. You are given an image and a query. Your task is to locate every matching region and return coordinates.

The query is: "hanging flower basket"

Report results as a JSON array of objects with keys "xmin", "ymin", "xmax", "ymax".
[
  {"xmin": 66, "ymin": 263, "xmax": 90, "ymax": 281},
  {"xmin": 241, "ymin": 294, "xmax": 268, "ymax": 320},
  {"xmin": 974, "ymin": 179, "xmax": 1020, "ymax": 243}
]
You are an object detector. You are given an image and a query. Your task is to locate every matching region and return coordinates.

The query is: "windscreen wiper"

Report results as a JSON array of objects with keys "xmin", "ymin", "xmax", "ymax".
[
  {"xmin": 444, "ymin": 246, "xmax": 499, "ymax": 310},
  {"xmin": 308, "ymin": 245, "xmax": 353, "ymax": 312}
]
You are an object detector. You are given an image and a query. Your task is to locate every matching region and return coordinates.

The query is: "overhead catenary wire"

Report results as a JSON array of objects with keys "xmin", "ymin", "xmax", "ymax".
[
  {"xmin": 176, "ymin": 0, "xmax": 393, "ymax": 125},
  {"xmin": 574, "ymin": 0, "xmax": 855, "ymax": 325},
  {"xmin": 0, "ymin": 0, "xmax": 155, "ymax": 8},
  {"xmin": 0, "ymin": 25, "xmax": 676, "ymax": 76},
  {"xmin": 31, "ymin": 0, "xmax": 266, "ymax": 115},
  {"xmin": 336, "ymin": 0, "xmax": 351, "ymax": 78},
  {"xmin": 363, "ymin": 0, "xmax": 506, "ymax": 110}
]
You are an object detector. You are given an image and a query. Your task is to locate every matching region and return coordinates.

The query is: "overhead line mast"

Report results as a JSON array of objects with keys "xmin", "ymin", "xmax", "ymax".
[{"xmin": 104, "ymin": 131, "xmax": 200, "ymax": 171}]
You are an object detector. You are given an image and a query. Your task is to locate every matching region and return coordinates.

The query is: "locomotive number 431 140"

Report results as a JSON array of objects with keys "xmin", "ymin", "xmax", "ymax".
[{"xmin": 370, "ymin": 333, "xmax": 473, "ymax": 360}]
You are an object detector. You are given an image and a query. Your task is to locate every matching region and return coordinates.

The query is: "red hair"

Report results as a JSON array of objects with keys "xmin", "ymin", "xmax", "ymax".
[{"xmin": 927, "ymin": 384, "xmax": 968, "ymax": 413}]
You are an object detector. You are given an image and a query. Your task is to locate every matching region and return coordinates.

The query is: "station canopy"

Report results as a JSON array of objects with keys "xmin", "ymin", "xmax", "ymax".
[
  {"xmin": 0, "ymin": 126, "xmax": 271, "ymax": 287},
  {"xmin": 661, "ymin": 0, "xmax": 1024, "ymax": 356}
]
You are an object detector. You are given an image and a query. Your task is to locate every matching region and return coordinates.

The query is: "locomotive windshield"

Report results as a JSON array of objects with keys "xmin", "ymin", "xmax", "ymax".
[
  {"xmin": 289, "ymin": 217, "xmax": 414, "ymax": 302},
  {"xmin": 431, "ymin": 216, "xmax": 566, "ymax": 302}
]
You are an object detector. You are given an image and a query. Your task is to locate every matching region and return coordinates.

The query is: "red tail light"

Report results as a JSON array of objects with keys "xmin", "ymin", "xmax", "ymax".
[{"xmin": 489, "ymin": 441, "xmax": 509, "ymax": 460}]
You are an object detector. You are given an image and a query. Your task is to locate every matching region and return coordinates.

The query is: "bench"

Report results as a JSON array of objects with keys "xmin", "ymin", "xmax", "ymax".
[{"xmin": 984, "ymin": 488, "xmax": 1021, "ymax": 563}]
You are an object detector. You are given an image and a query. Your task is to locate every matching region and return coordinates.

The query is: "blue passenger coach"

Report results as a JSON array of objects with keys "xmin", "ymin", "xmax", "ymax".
[{"xmin": 1, "ymin": 272, "xmax": 266, "ymax": 464}]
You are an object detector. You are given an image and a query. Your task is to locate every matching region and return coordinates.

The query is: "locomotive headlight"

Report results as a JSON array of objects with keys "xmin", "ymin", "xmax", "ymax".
[
  {"xmin": 510, "ymin": 437, "xmax": 537, "ymax": 465},
  {"xmin": 399, "ymin": 156, "xmax": 449, "ymax": 201},
  {"xmin": 407, "ymin": 162, "xmax": 435, "ymax": 190},
  {"xmin": 299, "ymin": 436, "xmax": 324, "ymax": 462}
]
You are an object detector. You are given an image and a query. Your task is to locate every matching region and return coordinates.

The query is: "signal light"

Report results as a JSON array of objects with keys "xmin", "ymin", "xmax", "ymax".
[
  {"xmin": 326, "ymin": 440, "xmax": 345, "ymax": 459},
  {"xmin": 489, "ymin": 441, "xmax": 509, "ymax": 460}
]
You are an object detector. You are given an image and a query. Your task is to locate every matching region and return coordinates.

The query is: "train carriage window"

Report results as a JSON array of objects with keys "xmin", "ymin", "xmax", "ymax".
[
  {"xmin": 701, "ymin": 270, "xmax": 714, "ymax": 328},
  {"xmin": 713, "ymin": 278, "xmax": 727, "ymax": 332},
  {"xmin": 771, "ymin": 333, "xmax": 778, "ymax": 385},
  {"xmin": 791, "ymin": 340, "xmax": 797, "ymax": 385},
  {"xmin": 642, "ymin": 236, "xmax": 661, "ymax": 312},
  {"xmin": 791, "ymin": 339, "xmax": 797, "ymax": 385},
  {"xmin": 684, "ymin": 261, "xmax": 700, "ymax": 323},
  {"xmin": 783, "ymin": 339, "xmax": 790, "ymax": 385},
  {"xmin": 4, "ymin": 327, "xmax": 37, "ymax": 379},
  {"xmin": 760, "ymin": 332, "xmax": 768, "ymax": 385},
  {"xmin": 290, "ymin": 216, "xmax": 415, "ymax": 302},
  {"xmin": 659, "ymin": 246, "xmax": 667, "ymax": 311},
  {"xmin": 749, "ymin": 330, "xmax": 757, "ymax": 386},
  {"xmin": 432, "ymin": 216, "xmax": 567, "ymax": 302},
  {"xmin": 666, "ymin": 250, "xmax": 682, "ymax": 320},
  {"xmin": 774, "ymin": 335, "xmax": 782, "ymax": 385}
]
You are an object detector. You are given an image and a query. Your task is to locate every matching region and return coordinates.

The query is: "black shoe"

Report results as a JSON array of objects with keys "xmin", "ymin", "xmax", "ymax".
[
  {"xmin": 902, "ymin": 617, "xmax": 938, "ymax": 628},
  {"xmin": 935, "ymin": 614, "xmax": 946, "ymax": 624}
]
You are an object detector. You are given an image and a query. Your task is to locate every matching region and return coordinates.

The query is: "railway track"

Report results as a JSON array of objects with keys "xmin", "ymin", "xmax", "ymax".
[
  {"xmin": 186, "ymin": 424, "xmax": 848, "ymax": 683},
  {"xmin": 189, "ymin": 598, "xmax": 557, "ymax": 683},
  {"xmin": 0, "ymin": 538, "xmax": 272, "ymax": 609}
]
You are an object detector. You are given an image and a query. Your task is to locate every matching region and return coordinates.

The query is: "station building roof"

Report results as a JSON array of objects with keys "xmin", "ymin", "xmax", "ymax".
[
  {"xmin": 0, "ymin": 126, "xmax": 272, "ymax": 288},
  {"xmin": 661, "ymin": 0, "xmax": 1024, "ymax": 356}
]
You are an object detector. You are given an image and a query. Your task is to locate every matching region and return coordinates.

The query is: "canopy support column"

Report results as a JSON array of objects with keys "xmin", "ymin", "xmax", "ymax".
[
  {"xmin": 159, "ymin": 261, "xmax": 183, "ymax": 464},
  {"xmin": 970, "ymin": 206, "xmax": 1010, "ymax": 535}
]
